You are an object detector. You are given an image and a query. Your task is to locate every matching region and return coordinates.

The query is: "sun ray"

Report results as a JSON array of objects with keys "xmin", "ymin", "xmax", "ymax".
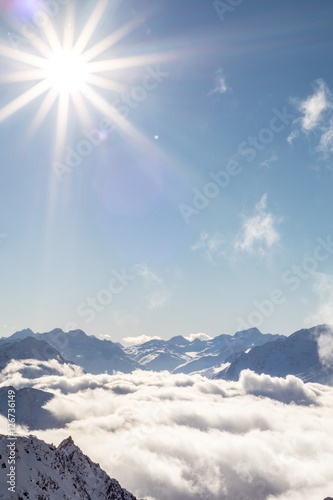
[
  {"xmin": 0, "ymin": 45, "xmax": 47, "ymax": 68},
  {"xmin": 86, "ymin": 52, "xmax": 172, "ymax": 73},
  {"xmin": 28, "ymin": 88, "xmax": 59, "ymax": 138},
  {"xmin": 40, "ymin": 19, "xmax": 63, "ymax": 54},
  {"xmin": 0, "ymin": 69, "xmax": 47, "ymax": 83},
  {"xmin": 0, "ymin": 0, "xmax": 177, "ymax": 168},
  {"xmin": 63, "ymin": 3, "xmax": 75, "ymax": 51},
  {"xmin": 81, "ymin": 84, "xmax": 127, "ymax": 127},
  {"xmin": 55, "ymin": 92, "xmax": 70, "ymax": 158},
  {"xmin": 28, "ymin": 34, "xmax": 54, "ymax": 60},
  {"xmin": 81, "ymin": 84, "xmax": 157, "ymax": 150},
  {"xmin": 71, "ymin": 92, "xmax": 91, "ymax": 128},
  {"xmin": 0, "ymin": 80, "xmax": 51, "ymax": 122},
  {"xmin": 85, "ymin": 74, "xmax": 128, "ymax": 93},
  {"xmin": 82, "ymin": 17, "xmax": 144, "ymax": 63},
  {"xmin": 73, "ymin": 0, "xmax": 109, "ymax": 56}
]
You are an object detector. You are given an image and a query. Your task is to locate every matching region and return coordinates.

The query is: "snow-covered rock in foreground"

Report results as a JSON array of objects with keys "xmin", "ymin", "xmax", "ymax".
[{"xmin": 0, "ymin": 434, "xmax": 137, "ymax": 500}]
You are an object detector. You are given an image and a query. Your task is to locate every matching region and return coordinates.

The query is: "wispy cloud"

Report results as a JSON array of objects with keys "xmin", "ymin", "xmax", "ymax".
[
  {"xmin": 191, "ymin": 232, "xmax": 225, "ymax": 262},
  {"xmin": 235, "ymin": 194, "xmax": 281, "ymax": 256},
  {"xmin": 122, "ymin": 335, "xmax": 162, "ymax": 345},
  {"xmin": 259, "ymin": 154, "xmax": 278, "ymax": 169},
  {"xmin": 288, "ymin": 79, "xmax": 333, "ymax": 155},
  {"xmin": 209, "ymin": 69, "xmax": 230, "ymax": 96},
  {"xmin": 135, "ymin": 264, "xmax": 172, "ymax": 310},
  {"xmin": 184, "ymin": 332, "xmax": 212, "ymax": 342},
  {"xmin": 306, "ymin": 272, "xmax": 333, "ymax": 326}
]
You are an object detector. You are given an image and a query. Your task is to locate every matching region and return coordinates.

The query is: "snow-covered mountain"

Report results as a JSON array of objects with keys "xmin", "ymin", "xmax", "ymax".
[
  {"xmin": 0, "ymin": 434, "xmax": 138, "ymax": 500},
  {"xmin": 8, "ymin": 329, "xmax": 140, "ymax": 375},
  {"xmin": 4, "ymin": 327, "xmax": 283, "ymax": 375},
  {"xmin": 3, "ymin": 325, "xmax": 331, "ymax": 383},
  {"xmin": 0, "ymin": 337, "xmax": 67, "ymax": 371},
  {"xmin": 215, "ymin": 324, "xmax": 333, "ymax": 385},
  {"xmin": 0, "ymin": 387, "xmax": 66, "ymax": 430},
  {"xmin": 124, "ymin": 328, "xmax": 284, "ymax": 374}
]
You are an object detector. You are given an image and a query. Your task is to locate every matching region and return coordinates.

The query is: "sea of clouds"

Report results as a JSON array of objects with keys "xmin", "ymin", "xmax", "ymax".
[{"xmin": 1, "ymin": 359, "xmax": 333, "ymax": 500}]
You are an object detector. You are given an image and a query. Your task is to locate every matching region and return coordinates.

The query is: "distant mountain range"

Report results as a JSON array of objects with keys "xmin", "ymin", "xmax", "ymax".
[
  {"xmin": 0, "ymin": 327, "xmax": 284, "ymax": 376},
  {"xmin": 8, "ymin": 328, "xmax": 140, "ymax": 374},
  {"xmin": 0, "ymin": 336, "xmax": 67, "ymax": 372},
  {"xmin": 0, "ymin": 434, "xmax": 138, "ymax": 500},
  {"xmin": 124, "ymin": 327, "xmax": 284, "ymax": 374},
  {"xmin": 0, "ymin": 325, "xmax": 332, "ymax": 385},
  {"xmin": 215, "ymin": 324, "xmax": 333, "ymax": 385}
]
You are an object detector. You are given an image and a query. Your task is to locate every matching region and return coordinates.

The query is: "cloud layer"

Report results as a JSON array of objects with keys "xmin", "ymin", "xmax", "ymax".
[{"xmin": 1, "ymin": 362, "xmax": 333, "ymax": 500}]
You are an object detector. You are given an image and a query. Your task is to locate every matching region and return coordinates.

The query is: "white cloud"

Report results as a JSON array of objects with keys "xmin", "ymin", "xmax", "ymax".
[
  {"xmin": 317, "ymin": 330, "xmax": 333, "ymax": 370},
  {"xmin": 307, "ymin": 272, "xmax": 333, "ymax": 326},
  {"xmin": 235, "ymin": 194, "xmax": 281, "ymax": 256},
  {"xmin": 209, "ymin": 69, "xmax": 229, "ymax": 96},
  {"xmin": 1, "ymin": 364, "xmax": 333, "ymax": 500},
  {"xmin": 191, "ymin": 232, "xmax": 225, "ymax": 262},
  {"xmin": 260, "ymin": 154, "xmax": 278, "ymax": 169},
  {"xmin": 0, "ymin": 365, "xmax": 333, "ymax": 500},
  {"xmin": 288, "ymin": 79, "xmax": 333, "ymax": 156},
  {"xmin": 239, "ymin": 369, "xmax": 317, "ymax": 405},
  {"xmin": 122, "ymin": 335, "xmax": 162, "ymax": 345},
  {"xmin": 184, "ymin": 332, "xmax": 213, "ymax": 342},
  {"xmin": 318, "ymin": 118, "xmax": 333, "ymax": 154},
  {"xmin": 299, "ymin": 79, "xmax": 330, "ymax": 131},
  {"xmin": 135, "ymin": 264, "xmax": 172, "ymax": 310}
]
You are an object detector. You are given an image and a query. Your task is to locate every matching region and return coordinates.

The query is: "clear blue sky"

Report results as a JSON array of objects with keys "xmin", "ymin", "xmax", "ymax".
[{"xmin": 0, "ymin": 0, "xmax": 333, "ymax": 341}]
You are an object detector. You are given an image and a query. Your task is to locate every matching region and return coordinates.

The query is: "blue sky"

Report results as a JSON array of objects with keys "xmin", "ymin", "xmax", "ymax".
[{"xmin": 0, "ymin": 0, "xmax": 333, "ymax": 342}]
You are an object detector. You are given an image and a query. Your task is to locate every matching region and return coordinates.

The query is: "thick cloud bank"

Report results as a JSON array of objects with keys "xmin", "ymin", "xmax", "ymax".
[{"xmin": 1, "ymin": 362, "xmax": 333, "ymax": 500}]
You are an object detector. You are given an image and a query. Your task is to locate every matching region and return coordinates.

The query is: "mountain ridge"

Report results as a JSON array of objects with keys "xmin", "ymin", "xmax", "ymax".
[
  {"xmin": 215, "ymin": 324, "xmax": 333, "ymax": 385},
  {"xmin": 0, "ymin": 433, "xmax": 139, "ymax": 499}
]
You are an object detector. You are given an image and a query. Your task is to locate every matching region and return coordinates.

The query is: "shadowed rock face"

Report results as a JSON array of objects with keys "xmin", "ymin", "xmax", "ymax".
[{"xmin": 0, "ymin": 386, "xmax": 70, "ymax": 430}]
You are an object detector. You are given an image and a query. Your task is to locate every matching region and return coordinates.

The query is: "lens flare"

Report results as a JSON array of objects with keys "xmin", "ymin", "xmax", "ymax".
[
  {"xmin": 0, "ymin": 0, "xmax": 174, "ymax": 159},
  {"xmin": 45, "ymin": 50, "xmax": 88, "ymax": 93}
]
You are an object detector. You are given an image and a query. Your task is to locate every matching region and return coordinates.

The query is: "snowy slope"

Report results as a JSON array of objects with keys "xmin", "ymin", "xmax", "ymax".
[
  {"xmin": 9, "ymin": 329, "xmax": 140, "ymax": 375},
  {"xmin": 124, "ymin": 336, "xmax": 192, "ymax": 371},
  {"xmin": 216, "ymin": 324, "xmax": 333, "ymax": 385},
  {"xmin": 0, "ymin": 434, "xmax": 138, "ymax": 500},
  {"xmin": 0, "ymin": 337, "xmax": 67, "ymax": 371},
  {"xmin": 125, "ymin": 328, "xmax": 284, "ymax": 374}
]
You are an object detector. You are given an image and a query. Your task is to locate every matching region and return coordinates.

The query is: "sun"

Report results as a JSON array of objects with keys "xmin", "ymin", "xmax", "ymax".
[
  {"xmin": 0, "ymin": 0, "xmax": 172, "ymax": 160},
  {"xmin": 45, "ymin": 50, "xmax": 88, "ymax": 94}
]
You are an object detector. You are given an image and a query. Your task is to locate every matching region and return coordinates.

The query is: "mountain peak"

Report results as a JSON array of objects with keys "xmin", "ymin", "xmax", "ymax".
[
  {"xmin": 0, "ymin": 433, "xmax": 138, "ymax": 499},
  {"xmin": 234, "ymin": 327, "xmax": 262, "ymax": 338},
  {"xmin": 169, "ymin": 335, "xmax": 189, "ymax": 346},
  {"xmin": 59, "ymin": 435, "xmax": 75, "ymax": 447}
]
